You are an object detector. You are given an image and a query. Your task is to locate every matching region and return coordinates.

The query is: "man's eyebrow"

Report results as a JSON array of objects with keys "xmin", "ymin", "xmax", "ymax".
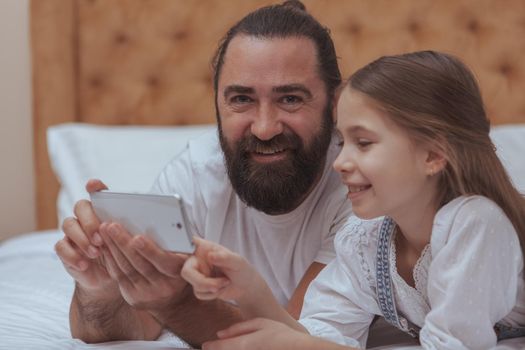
[
  {"xmin": 273, "ymin": 84, "xmax": 312, "ymax": 99},
  {"xmin": 223, "ymin": 85, "xmax": 254, "ymax": 99}
]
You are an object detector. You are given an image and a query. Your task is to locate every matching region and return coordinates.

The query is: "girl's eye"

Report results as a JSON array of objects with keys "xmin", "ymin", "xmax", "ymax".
[
  {"xmin": 356, "ymin": 139, "xmax": 373, "ymax": 149},
  {"xmin": 335, "ymin": 130, "xmax": 344, "ymax": 147}
]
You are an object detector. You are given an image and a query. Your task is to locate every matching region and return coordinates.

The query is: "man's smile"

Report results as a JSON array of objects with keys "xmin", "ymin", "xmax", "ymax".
[{"xmin": 249, "ymin": 148, "xmax": 290, "ymax": 163}]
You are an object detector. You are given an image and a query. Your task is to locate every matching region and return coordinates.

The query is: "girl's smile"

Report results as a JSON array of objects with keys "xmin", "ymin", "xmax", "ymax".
[{"xmin": 344, "ymin": 183, "xmax": 372, "ymax": 200}]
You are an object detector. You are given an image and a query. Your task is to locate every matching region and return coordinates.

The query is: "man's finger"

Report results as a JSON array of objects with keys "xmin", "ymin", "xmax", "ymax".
[
  {"xmin": 134, "ymin": 236, "xmax": 186, "ymax": 277},
  {"xmin": 73, "ymin": 200, "xmax": 102, "ymax": 246},
  {"xmin": 102, "ymin": 245, "xmax": 127, "ymax": 283},
  {"xmin": 108, "ymin": 229, "xmax": 164, "ymax": 284},
  {"xmin": 62, "ymin": 216, "xmax": 100, "ymax": 258},
  {"xmin": 100, "ymin": 223, "xmax": 145, "ymax": 285},
  {"xmin": 85, "ymin": 178, "xmax": 108, "ymax": 193},
  {"xmin": 54, "ymin": 238, "xmax": 88, "ymax": 271}
]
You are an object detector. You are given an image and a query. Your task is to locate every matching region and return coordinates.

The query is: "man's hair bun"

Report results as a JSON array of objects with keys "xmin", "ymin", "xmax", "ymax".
[{"xmin": 282, "ymin": 0, "xmax": 307, "ymax": 12}]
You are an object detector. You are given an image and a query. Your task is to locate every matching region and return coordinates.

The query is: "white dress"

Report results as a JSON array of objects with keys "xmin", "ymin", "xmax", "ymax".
[{"xmin": 299, "ymin": 195, "xmax": 525, "ymax": 349}]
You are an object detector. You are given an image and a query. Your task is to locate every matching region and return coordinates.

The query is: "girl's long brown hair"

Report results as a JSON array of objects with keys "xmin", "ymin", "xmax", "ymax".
[{"xmin": 348, "ymin": 50, "xmax": 525, "ymax": 270}]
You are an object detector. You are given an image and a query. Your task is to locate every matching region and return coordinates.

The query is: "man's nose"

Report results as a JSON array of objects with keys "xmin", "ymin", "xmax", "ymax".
[{"xmin": 250, "ymin": 103, "xmax": 284, "ymax": 141}]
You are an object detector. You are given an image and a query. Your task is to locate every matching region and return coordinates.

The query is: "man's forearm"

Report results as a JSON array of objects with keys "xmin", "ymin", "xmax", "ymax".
[
  {"xmin": 70, "ymin": 284, "xmax": 161, "ymax": 342},
  {"xmin": 150, "ymin": 286, "xmax": 243, "ymax": 348}
]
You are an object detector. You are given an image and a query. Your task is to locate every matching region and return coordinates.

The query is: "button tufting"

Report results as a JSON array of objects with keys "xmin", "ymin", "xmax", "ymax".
[
  {"xmin": 114, "ymin": 33, "xmax": 129, "ymax": 45},
  {"xmin": 89, "ymin": 77, "xmax": 103, "ymax": 88},
  {"xmin": 173, "ymin": 31, "xmax": 188, "ymax": 41},
  {"xmin": 466, "ymin": 19, "xmax": 479, "ymax": 33},
  {"xmin": 147, "ymin": 76, "xmax": 160, "ymax": 87},
  {"xmin": 407, "ymin": 21, "xmax": 420, "ymax": 33},
  {"xmin": 499, "ymin": 63, "xmax": 513, "ymax": 77},
  {"xmin": 346, "ymin": 22, "xmax": 361, "ymax": 35}
]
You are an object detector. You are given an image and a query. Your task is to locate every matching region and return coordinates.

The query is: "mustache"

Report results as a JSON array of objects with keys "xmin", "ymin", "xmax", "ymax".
[{"xmin": 240, "ymin": 133, "xmax": 302, "ymax": 154}]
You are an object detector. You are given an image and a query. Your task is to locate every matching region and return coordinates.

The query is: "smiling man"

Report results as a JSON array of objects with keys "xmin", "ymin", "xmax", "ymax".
[
  {"xmin": 56, "ymin": 1, "xmax": 352, "ymax": 347},
  {"xmin": 217, "ymin": 35, "xmax": 335, "ymax": 215}
]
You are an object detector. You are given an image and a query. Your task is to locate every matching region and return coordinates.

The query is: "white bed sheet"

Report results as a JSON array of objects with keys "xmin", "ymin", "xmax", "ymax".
[{"xmin": 0, "ymin": 230, "xmax": 189, "ymax": 350}]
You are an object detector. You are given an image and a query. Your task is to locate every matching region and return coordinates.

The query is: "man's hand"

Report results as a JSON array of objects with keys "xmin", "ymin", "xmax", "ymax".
[
  {"xmin": 97, "ymin": 226, "xmax": 248, "ymax": 348},
  {"xmin": 98, "ymin": 222, "xmax": 190, "ymax": 310},
  {"xmin": 56, "ymin": 179, "xmax": 161, "ymax": 342},
  {"xmin": 55, "ymin": 179, "xmax": 118, "ymax": 296}
]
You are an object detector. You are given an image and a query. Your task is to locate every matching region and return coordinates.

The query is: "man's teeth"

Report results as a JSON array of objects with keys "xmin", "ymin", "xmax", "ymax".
[
  {"xmin": 348, "ymin": 186, "xmax": 369, "ymax": 193},
  {"xmin": 255, "ymin": 146, "xmax": 285, "ymax": 155}
]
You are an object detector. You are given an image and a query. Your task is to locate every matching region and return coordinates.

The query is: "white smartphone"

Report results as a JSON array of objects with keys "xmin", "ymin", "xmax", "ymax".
[{"xmin": 90, "ymin": 191, "xmax": 194, "ymax": 253}]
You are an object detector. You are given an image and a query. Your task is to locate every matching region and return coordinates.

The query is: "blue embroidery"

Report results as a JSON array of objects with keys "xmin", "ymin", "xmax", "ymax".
[
  {"xmin": 376, "ymin": 217, "xmax": 419, "ymax": 338},
  {"xmin": 375, "ymin": 216, "xmax": 525, "ymax": 341}
]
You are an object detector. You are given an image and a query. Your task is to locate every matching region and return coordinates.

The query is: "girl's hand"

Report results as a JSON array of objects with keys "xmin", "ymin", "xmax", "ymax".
[
  {"xmin": 181, "ymin": 237, "xmax": 263, "ymax": 302},
  {"xmin": 202, "ymin": 318, "xmax": 330, "ymax": 350}
]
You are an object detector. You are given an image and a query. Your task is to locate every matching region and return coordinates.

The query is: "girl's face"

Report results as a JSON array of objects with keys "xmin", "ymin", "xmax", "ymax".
[{"xmin": 333, "ymin": 88, "xmax": 438, "ymax": 220}]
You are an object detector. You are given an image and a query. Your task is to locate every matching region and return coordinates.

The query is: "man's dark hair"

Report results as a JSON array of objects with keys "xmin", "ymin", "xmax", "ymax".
[{"xmin": 212, "ymin": 0, "xmax": 341, "ymax": 103}]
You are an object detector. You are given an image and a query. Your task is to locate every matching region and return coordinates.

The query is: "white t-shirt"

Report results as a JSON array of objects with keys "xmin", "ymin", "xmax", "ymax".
[
  {"xmin": 300, "ymin": 195, "xmax": 525, "ymax": 349},
  {"xmin": 151, "ymin": 129, "xmax": 352, "ymax": 305}
]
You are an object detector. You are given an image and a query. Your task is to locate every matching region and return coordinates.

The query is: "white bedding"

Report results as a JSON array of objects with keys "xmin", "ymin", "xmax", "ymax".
[{"xmin": 0, "ymin": 230, "xmax": 189, "ymax": 350}]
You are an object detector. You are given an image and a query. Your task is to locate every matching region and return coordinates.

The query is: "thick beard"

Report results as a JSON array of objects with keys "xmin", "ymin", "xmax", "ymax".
[{"xmin": 218, "ymin": 105, "xmax": 334, "ymax": 215}]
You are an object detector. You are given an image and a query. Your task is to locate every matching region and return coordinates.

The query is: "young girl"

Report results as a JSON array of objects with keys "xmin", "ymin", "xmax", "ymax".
[{"xmin": 181, "ymin": 51, "xmax": 525, "ymax": 349}]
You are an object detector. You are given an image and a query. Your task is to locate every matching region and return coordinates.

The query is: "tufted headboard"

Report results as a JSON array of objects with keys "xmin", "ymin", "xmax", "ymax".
[{"xmin": 31, "ymin": 0, "xmax": 525, "ymax": 230}]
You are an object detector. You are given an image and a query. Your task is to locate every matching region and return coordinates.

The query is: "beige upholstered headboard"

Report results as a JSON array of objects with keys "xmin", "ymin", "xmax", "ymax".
[{"xmin": 31, "ymin": 0, "xmax": 525, "ymax": 230}]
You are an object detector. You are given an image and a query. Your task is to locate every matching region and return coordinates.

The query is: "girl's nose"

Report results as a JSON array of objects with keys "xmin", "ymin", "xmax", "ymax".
[{"xmin": 333, "ymin": 149, "xmax": 356, "ymax": 174}]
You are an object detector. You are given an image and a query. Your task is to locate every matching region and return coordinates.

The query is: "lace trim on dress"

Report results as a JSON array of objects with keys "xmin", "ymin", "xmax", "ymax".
[
  {"xmin": 342, "ymin": 217, "xmax": 377, "ymax": 293},
  {"xmin": 413, "ymin": 244, "xmax": 431, "ymax": 294},
  {"xmin": 389, "ymin": 229, "xmax": 430, "ymax": 297},
  {"xmin": 389, "ymin": 229, "xmax": 431, "ymax": 327}
]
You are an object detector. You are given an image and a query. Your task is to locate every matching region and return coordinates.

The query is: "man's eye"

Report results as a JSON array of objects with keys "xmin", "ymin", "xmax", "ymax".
[
  {"xmin": 230, "ymin": 95, "xmax": 252, "ymax": 104},
  {"xmin": 280, "ymin": 95, "xmax": 302, "ymax": 104}
]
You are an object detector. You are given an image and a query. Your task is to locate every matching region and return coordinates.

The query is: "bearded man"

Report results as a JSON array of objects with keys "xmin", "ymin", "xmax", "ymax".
[{"xmin": 54, "ymin": 1, "xmax": 352, "ymax": 347}]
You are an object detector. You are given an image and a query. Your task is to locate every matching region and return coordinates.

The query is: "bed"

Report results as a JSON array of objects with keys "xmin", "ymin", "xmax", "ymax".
[{"xmin": 2, "ymin": 0, "xmax": 525, "ymax": 349}]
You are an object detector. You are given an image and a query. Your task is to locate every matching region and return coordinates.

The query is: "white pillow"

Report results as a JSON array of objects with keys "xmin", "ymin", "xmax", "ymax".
[
  {"xmin": 490, "ymin": 124, "xmax": 525, "ymax": 193},
  {"xmin": 47, "ymin": 123, "xmax": 216, "ymax": 226},
  {"xmin": 47, "ymin": 122, "xmax": 525, "ymax": 227}
]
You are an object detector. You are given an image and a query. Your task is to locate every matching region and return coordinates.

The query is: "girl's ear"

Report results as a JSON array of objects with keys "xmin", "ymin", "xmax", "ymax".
[{"xmin": 425, "ymin": 149, "xmax": 447, "ymax": 176}]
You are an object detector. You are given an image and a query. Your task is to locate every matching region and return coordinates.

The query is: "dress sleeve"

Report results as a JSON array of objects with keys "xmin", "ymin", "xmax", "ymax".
[
  {"xmin": 300, "ymin": 217, "xmax": 379, "ymax": 348},
  {"xmin": 421, "ymin": 197, "xmax": 523, "ymax": 350}
]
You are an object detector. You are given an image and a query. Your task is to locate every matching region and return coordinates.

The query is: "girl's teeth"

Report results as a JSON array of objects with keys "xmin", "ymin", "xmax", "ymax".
[{"xmin": 349, "ymin": 186, "xmax": 368, "ymax": 193}]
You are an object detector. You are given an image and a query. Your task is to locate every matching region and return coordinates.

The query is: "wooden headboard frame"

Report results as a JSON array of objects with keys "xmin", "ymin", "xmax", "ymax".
[{"xmin": 32, "ymin": 0, "xmax": 525, "ymax": 230}]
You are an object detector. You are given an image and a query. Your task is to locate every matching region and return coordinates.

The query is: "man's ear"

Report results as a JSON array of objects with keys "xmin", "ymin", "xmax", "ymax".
[{"xmin": 425, "ymin": 149, "xmax": 447, "ymax": 176}]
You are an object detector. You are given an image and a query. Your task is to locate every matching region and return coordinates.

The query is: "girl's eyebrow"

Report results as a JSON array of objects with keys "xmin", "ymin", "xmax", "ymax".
[{"xmin": 344, "ymin": 125, "xmax": 373, "ymax": 135}]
